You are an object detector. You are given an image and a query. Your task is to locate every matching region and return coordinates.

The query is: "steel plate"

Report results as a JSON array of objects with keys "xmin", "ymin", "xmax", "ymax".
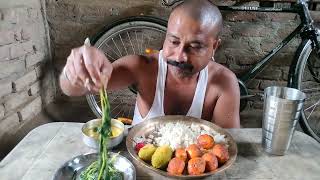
[
  {"xmin": 126, "ymin": 115, "xmax": 237, "ymax": 179},
  {"xmin": 53, "ymin": 152, "xmax": 136, "ymax": 180}
]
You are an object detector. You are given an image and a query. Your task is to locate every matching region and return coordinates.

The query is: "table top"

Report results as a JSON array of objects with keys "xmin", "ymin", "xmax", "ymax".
[{"xmin": 0, "ymin": 122, "xmax": 319, "ymax": 180}]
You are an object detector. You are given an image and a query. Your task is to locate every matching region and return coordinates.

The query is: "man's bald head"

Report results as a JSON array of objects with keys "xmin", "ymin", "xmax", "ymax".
[{"xmin": 169, "ymin": 0, "xmax": 223, "ymax": 38}]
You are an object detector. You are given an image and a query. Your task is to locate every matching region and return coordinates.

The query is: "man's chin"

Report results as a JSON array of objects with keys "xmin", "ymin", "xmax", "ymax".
[{"xmin": 171, "ymin": 66, "xmax": 194, "ymax": 77}]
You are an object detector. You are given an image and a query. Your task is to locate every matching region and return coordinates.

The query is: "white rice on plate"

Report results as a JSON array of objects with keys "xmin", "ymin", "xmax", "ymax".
[{"xmin": 134, "ymin": 122, "xmax": 227, "ymax": 150}]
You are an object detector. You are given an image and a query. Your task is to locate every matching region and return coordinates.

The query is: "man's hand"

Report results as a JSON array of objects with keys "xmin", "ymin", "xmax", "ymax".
[{"xmin": 60, "ymin": 45, "xmax": 113, "ymax": 96}]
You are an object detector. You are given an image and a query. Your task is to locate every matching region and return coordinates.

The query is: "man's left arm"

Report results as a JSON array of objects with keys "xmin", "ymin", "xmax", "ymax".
[{"xmin": 212, "ymin": 73, "xmax": 240, "ymax": 128}]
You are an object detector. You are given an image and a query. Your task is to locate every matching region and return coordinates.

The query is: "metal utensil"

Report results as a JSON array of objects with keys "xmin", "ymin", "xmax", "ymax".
[
  {"xmin": 82, "ymin": 119, "xmax": 125, "ymax": 149},
  {"xmin": 126, "ymin": 115, "xmax": 237, "ymax": 179},
  {"xmin": 53, "ymin": 152, "xmax": 136, "ymax": 180},
  {"xmin": 262, "ymin": 86, "xmax": 306, "ymax": 155}
]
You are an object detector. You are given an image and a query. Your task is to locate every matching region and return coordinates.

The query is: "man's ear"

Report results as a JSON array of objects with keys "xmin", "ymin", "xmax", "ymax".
[
  {"xmin": 213, "ymin": 38, "xmax": 221, "ymax": 50},
  {"xmin": 212, "ymin": 38, "xmax": 221, "ymax": 58}
]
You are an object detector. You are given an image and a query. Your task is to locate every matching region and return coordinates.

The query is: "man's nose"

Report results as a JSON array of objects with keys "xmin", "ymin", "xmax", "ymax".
[{"xmin": 174, "ymin": 45, "xmax": 187, "ymax": 63}]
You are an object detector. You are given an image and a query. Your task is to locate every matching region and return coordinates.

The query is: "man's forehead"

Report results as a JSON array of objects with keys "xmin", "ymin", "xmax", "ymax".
[
  {"xmin": 167, "ymin": 31, "xmax": 208, "ymax": 42},
  {"xmin": 167, "ymin": 16, "xmax": 214, "ymax": 40},
  {"xmin": 171, "ymin": 11, "xmax": 217, "ymax": 31}
]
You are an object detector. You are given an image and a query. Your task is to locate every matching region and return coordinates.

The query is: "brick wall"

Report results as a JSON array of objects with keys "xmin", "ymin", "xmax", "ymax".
[
  {"xmin": 0, "ymin": 0, "xmax": 55, "ymax": 142},
  {"xmin": 47, "ymin": 0, "xmax": 320, "ymax": 127}
]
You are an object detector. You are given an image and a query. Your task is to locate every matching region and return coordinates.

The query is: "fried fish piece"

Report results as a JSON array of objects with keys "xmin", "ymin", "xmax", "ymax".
[
  {"xmin": 175, "ymin": 148, "xmax": 188, "ymax": 162},
  {"xmin": 211, "ymin": 144, "xmax": 229, "ymax": 164},
  {"xmin": 187, "ymin": 157, "xmax": 206, "ymax": 175},
  {"xmin": 197, "ymin": 134, "xmax": 215, "ymax": 149},
  {"xmin": 167, "ymin": 157, "xmax": 185, "ymax": 175},
  {"xmin": 186, "ymin": 144, "xmax": 202, "ymax": 159},
  {"xmin": 202, "ymin": 152, "xmax": 218, "ymax": 172},
  {"xmin": 117, "ymin": 117, "xmax": 133, "ymax": 125}
]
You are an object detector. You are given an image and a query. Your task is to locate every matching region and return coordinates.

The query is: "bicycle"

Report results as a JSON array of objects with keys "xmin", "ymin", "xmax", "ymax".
[{"xmin": 85, "ymin": 0, "xmax": 320, "ymax": 142}]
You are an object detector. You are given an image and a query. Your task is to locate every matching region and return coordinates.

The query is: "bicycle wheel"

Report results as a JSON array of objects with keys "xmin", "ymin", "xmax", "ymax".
[
  {"xmin": 86, "ymin": 16, "xmax": 167, "ymax": 118},
  {"xmin": 294, "ymin": 39, "xmax": 320, "ymax": 142}
]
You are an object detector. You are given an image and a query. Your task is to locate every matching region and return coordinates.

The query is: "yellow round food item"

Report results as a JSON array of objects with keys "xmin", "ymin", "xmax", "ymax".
[
  {"xmin": 111, "ymin": 126, "xmax": 122, "ymax": 137},
  {"xmin": 151, "ymin": 145, "xmax": 173, "ymax": 169},
  {"xmin": 138, "ymin": 144, "xmax": 157, "ymax": 161}
]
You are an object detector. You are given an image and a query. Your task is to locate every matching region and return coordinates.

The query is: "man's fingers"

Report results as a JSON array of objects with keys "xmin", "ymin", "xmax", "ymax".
[
  {"xmin": 82, "ymin": 46, "xmax": 102, "ymax": 88},
  {"xmin": 73, "ymin": 51, "xmax": 90, "ymax": 87},
  {"xmin": 65, "ymin": 67, "xmax": 81, "ymax": 87},
  {"xmin": 100, "ymin": 61, "xmax": 112, "ymax": 88},
  {"xmin": 90, "ymin": 85, "xmax": 100, "ymax": 94},
  {"xmin": 65, "ymin": 56, "xmax": 82, "ymax": 87},
  {"xmin": 67, "ymin": 45, "xmax": 111, "ymax": 91}
]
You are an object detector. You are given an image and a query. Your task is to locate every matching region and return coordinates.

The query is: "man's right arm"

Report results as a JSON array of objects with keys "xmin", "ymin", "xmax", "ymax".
[{"xmin": 59, "ymin": 45, "xmax": 142, "ymax": 96}]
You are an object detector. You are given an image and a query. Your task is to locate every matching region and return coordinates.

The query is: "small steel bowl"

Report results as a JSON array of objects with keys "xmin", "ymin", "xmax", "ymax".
[{"xmin": 82, "ymin": 118, "xmax": 124, "ymax": 149}]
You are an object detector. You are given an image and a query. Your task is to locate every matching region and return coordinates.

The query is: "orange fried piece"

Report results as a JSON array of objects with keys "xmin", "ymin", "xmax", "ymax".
[
  {"xmin": 167, "ymin": 157, "xmax": 185, "ymax": 175},
  {"xmin": 200, "ymin": 147, "xmax": 211, "ymax": 155},
  {"xmin": 186, "ymin": 144, "xmax": 202, "ymax": 159},
  {"xmin": 187, "ymin": 157, "xmax": 206, "ymax": 175},
  {"xmin": 197, "ymin": 134, "xmax": 215, "ymax": 149},
  {"xmin": 202, "ymin": 152, "xmax": 218, "ymax": 172},
  {"xmin": 211, "ymin": 144, "xmax": 229, "ymax": 164},
  {"xmin": 117, "ymin": 117, "xmax": 133, "ymax": 125},
  {"xmin": 145, "ymin": 48, "xmax": 159, "ymax": 54},
  {"xmin": 175, "ymin": 148, "xmax": 188, "ymax": 162}
]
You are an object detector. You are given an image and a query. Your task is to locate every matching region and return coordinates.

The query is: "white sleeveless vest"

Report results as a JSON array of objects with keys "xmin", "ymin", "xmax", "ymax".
[{"xmin": 132, "ymin": 50, "xmax": 208, "ymax": 125}]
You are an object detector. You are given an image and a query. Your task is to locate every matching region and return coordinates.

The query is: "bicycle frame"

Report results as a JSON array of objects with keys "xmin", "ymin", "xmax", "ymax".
[{"xmin": 219, "ymin": 1, "xmax": 318, "ymax": 84}]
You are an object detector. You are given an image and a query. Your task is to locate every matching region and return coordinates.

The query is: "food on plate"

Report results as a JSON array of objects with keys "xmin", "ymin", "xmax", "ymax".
[
  {"xmin": 117, "ymin": 117, "xmax": 133, "ymax": 125},
  {"xmin": 186, "ymin": 144, "xmax": 202, "ymax": 159},
  {"xmin": 138, "ymin": 144, "xmax": 157, "ymax": 161},
  {"xmin": 211, "ymin": 144, "xmax": 229, "ymax": 164},
  {"xmin": 133, "ymin": 122, "xmax": 231, "ymax": 176},
  {"xmin": 175, "ymin": 148, "xmax": 188, "ymax": 162},
  {"xmin": 152, "ymin": 123, "xmax": 226, "ymax": 150},
  {"xmin": 197, "ymin": 134, "xmax": 215, "ymax": 149},
  {"xmin": 187, "ymin": 157, "xmax": 206, "ymax": 175},
  {"xmin": 202, "ymin": 153, "xmax": 218, "ymax": 172},
  {"xmin": 151, "ymin": 145, "xmax": 173, "ymax": 169},
  {"xmin": 135, "ymin": 142, "xmax": 145, "ymax": 153},
  {"xmin": 167, "ymin": 157, "xmax": 186, "ymax": 175}
]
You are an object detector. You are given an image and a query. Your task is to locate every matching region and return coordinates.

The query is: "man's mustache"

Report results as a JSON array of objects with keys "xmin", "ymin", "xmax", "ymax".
[{"xmin": 167, "ymin": 60, "xmax": 194, "ymax": 71}]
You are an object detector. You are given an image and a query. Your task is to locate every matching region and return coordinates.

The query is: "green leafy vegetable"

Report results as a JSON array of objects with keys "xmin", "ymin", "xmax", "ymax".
[{"xmin": 80, "ymin": 89, "xmax": 123, "ymax": 180}]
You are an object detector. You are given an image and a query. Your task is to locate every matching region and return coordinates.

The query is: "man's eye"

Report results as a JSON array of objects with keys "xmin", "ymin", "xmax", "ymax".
[
  {"xmin": 170, "ymin": 40, "xmax": 179, "ymax": 45},
  {"xmin": 190, "ymin": 44, "xmax": 202, "ymax": 49},
  {"xmin": 190, "ymin": 45, "xmax": 202, "ymax": 50},
  {"xmin": 191, "ymin": 46, "xmax": 201, "ymax": 49}
]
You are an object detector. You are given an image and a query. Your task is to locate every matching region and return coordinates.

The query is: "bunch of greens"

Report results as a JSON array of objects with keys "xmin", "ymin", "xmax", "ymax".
[{"xmin": 80, "ymin": 89, "xmax": 123, "ymax": 180}]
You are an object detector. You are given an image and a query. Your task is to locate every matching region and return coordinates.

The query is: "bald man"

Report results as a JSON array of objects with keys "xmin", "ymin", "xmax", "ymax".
[{"xmin": 60, "ymin": 0, "xmax": 240, "ymax": 128}]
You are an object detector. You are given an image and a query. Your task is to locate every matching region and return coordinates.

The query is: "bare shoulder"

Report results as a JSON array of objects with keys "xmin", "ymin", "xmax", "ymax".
[
  {"xmin": 112, "ymin": 54, "xmax": 158, "ymax": 70},
  {"xmin": 207, "ymin": 61, "xmax": 238, "ymax": 89},
  {"xmin": 112, "ymin": 52, "xmax": 159, "ymax": 81},
  {"xmin": 113, "ymin": 53, "xmax": 158, "ymax": 67}
]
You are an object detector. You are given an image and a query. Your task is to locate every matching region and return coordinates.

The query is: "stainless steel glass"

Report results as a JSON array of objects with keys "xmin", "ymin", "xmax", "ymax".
[{"xmin": 262, "ymin": 86, "xmax": 306, "ymax": 155}]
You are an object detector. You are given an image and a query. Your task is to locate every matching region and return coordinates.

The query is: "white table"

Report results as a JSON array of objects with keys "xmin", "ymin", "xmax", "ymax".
[{"xmin": 0, "ymin": 122, "xmax": 320, "ymax": 180}]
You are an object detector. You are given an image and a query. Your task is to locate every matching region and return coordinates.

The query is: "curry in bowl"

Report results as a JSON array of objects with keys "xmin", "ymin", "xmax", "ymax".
[{"xmin": 82, "ymin": 119, "xmax": 124, "ymax": 149}]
